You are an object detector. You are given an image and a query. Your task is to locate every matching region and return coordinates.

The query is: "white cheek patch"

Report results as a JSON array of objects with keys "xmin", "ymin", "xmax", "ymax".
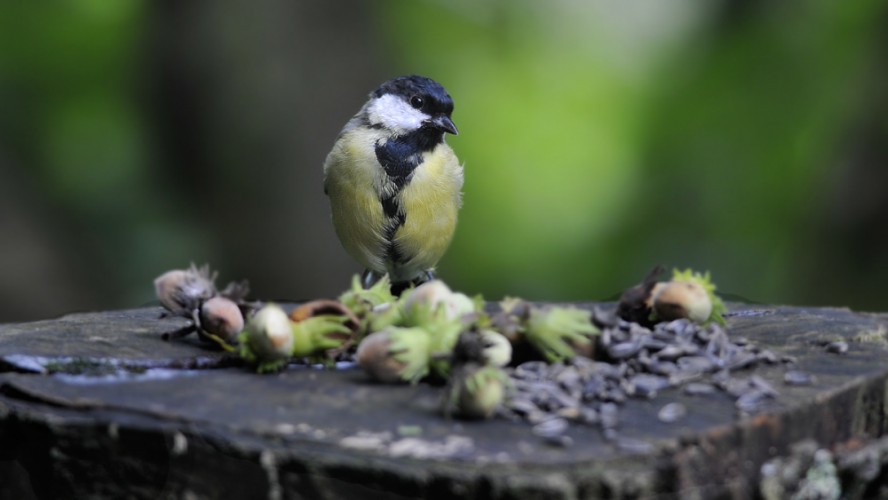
[{"xmin": 367, "ymin": 94, "xmax": 428, "ymax": 134}]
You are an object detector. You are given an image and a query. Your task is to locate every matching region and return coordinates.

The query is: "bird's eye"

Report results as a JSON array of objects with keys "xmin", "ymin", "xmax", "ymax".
[{"xmin": 409, "ymin": 95, "xmax": 424, "ymax": 109}]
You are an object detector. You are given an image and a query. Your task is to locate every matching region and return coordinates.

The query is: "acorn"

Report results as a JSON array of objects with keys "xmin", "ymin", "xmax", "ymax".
[
  {"xmin": 154, "ymin": 264, "xmax": 217, "ymax": 316},
  {"xmin": 238, "ymin": 304, "xmax": 294, "ymax": 373},
  {"xmin": 198, "ymin": 296, "xmax": 244, "ymax": 345},
  {"xmin": 356, "ymin": 327, "xmax": 433, "ymax": 383}
]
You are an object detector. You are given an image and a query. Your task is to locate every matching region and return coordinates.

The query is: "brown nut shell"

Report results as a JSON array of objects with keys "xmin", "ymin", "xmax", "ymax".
[
  {"xmin": 290, "ymin": 300, "xmax": 360, "ymax": 333},
  {"xmin": 356, "ymin": 331, "xmax": 407, "ymax": 383},
  {"xmin": 652, "ymin": 281, "xmax": 712, "ymax": 324},
  {"xmin": 199, "ymin": 296, "xmax": 245, "ymax": 343}
]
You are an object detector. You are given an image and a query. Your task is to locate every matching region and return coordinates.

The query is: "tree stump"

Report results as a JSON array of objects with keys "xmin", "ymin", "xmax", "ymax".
[{"xmin": 1, "ymin": 304, "xmax": 888, "ymax": 498}]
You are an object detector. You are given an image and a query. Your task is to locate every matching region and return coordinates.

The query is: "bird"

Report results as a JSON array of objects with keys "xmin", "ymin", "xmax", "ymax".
[{"xmin": 323, "ymin": 75, "xmax": 463, "ymax": 293}]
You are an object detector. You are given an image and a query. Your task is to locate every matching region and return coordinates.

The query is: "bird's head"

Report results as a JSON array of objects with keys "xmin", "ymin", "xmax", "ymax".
[{"xmin": 365, "ymin": 75, "xmax": 458, "ymax": 138}]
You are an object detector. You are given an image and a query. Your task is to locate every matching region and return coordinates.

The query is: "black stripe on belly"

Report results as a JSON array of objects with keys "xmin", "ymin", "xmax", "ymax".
[
  {"xmin": 374, "ymin": 127, "xmax": 443, "ymax": 189},
  {"xmin": 381, "ymin": 194, "xmax": 399, "ymax": 219},
  {"xmin": 374, "ymin": 129, "xmax": 443, "ymax": 266},
  {"xmin": 376, "ymin": 143, "xmax": 420, "ymax": 190},
  {"xmin": 383, "ymin": 212, "xmax": 407, "ymax": 264}
]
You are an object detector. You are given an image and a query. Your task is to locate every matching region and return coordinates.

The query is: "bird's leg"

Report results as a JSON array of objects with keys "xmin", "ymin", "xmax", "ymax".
[
  {"xmin": 390, "ymin": 269, "xmax": 436, "ymax": 296},
  {"xmin": 361, "ymin": 269, "xmax": 383, "ymax": 289},
  {"xmin": 408, "ymin": 269, "xmax": 435, "ymax": 288},
  {"xmin": 390, "ymin": 281, "xmax": 410, "ymax": 296}
]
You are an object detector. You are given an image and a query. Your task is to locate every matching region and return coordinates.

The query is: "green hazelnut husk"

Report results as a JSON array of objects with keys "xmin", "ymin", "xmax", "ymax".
[
  {"xmin": 479, "ymin": 329, "xmax": 512, "ymax": 368},
  {"xmin": 365, "ymin": 302, "xmax": 403, "ymax": 334},
  {"xmin": 339, "ymin": 274, "xmax": 398, "ymax": 338},
  {"xmin": 356, "ymin": 327, "xmax": 432, "ymax": 384},
  {"xmin": 490, "ymin": 297, "xmax": 532, "ymax": 343},
  {"xmin": 400, "ymin": 280, "xmax": 478, "ymax": 326},
  {"xmin": 656, "ymin": 268, "xmax": 727, "ymax": 325},
  {"xmin": 425, "ymin": 314, "xmax": 465, "ymax": 379},
  {"xmin": 651, "ymin": 281, "xmax": 712, "ymax": 324},
  {"xmin": 238, "ymin": 304, "xmax": 294, "ymax": 373},
  {"xmin": 339, "ymin": 274, "xmax": 396, "ymax": 315},
  {"xmin": 524, "ymin": 305, "xmax": 599, "ymax": 363},
  {"xmin": 289, "ymin": 315, "xmax": 354, "ymax": 358},
  {"xmin": 446, "ymin": 364, "xmax": 508, "ymax": 419}
]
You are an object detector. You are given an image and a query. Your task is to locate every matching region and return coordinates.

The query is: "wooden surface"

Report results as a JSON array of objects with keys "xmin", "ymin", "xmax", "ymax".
[{"xmin": 2, "ymin": 304, "xmax": 888, "ymax": 499}]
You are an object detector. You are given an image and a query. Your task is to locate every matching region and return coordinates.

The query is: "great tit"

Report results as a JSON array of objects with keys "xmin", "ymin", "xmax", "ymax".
[{"xmin": 323, "ymin": 75, "xmax": 463, "ymax": 291}]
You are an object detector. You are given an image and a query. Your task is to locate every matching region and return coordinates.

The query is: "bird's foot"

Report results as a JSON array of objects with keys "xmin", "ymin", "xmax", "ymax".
[
  {"xmin": 390, "ymin": 270, "xmax": 436, "ymax": 296},
  {"xmin": 361, "ymin": 269, "xmax": 384, "ymax": 290}
]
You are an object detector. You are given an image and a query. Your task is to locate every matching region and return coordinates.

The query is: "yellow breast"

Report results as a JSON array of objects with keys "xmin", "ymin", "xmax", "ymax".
[
  {"xmin": 392, "ymin": 144, "xmax": 463, "ymax": 278},
  {"xmin": 324, "ymin": 127, "xmax": 463, "ymax": 281},
  {"xmin": 323, "ymin": 128, "xmax": 389, "ymax": 272}
]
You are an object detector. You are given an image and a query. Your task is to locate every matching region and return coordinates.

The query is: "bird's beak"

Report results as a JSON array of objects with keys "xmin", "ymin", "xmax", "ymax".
[{"xmin": 428, "ymin": 115, "xmax": 459, "ymax": 135}]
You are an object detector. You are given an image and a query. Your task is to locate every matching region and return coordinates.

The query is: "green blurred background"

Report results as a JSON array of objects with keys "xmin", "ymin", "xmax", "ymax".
[{"xmin": 1, "ymin": 0, "xmax": 886, "ymax": 322}]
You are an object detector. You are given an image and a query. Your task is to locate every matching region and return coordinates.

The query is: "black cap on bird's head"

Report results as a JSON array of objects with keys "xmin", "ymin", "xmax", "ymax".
[{"xmin": 372, "ymin": 75, "xmax": 458, "ymax": 135}]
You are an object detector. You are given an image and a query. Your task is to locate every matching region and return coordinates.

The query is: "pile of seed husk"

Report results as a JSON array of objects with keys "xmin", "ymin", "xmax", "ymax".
[{"xmin": 501, "ymin": 307, "xmax": 795, "ymax": 447}]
